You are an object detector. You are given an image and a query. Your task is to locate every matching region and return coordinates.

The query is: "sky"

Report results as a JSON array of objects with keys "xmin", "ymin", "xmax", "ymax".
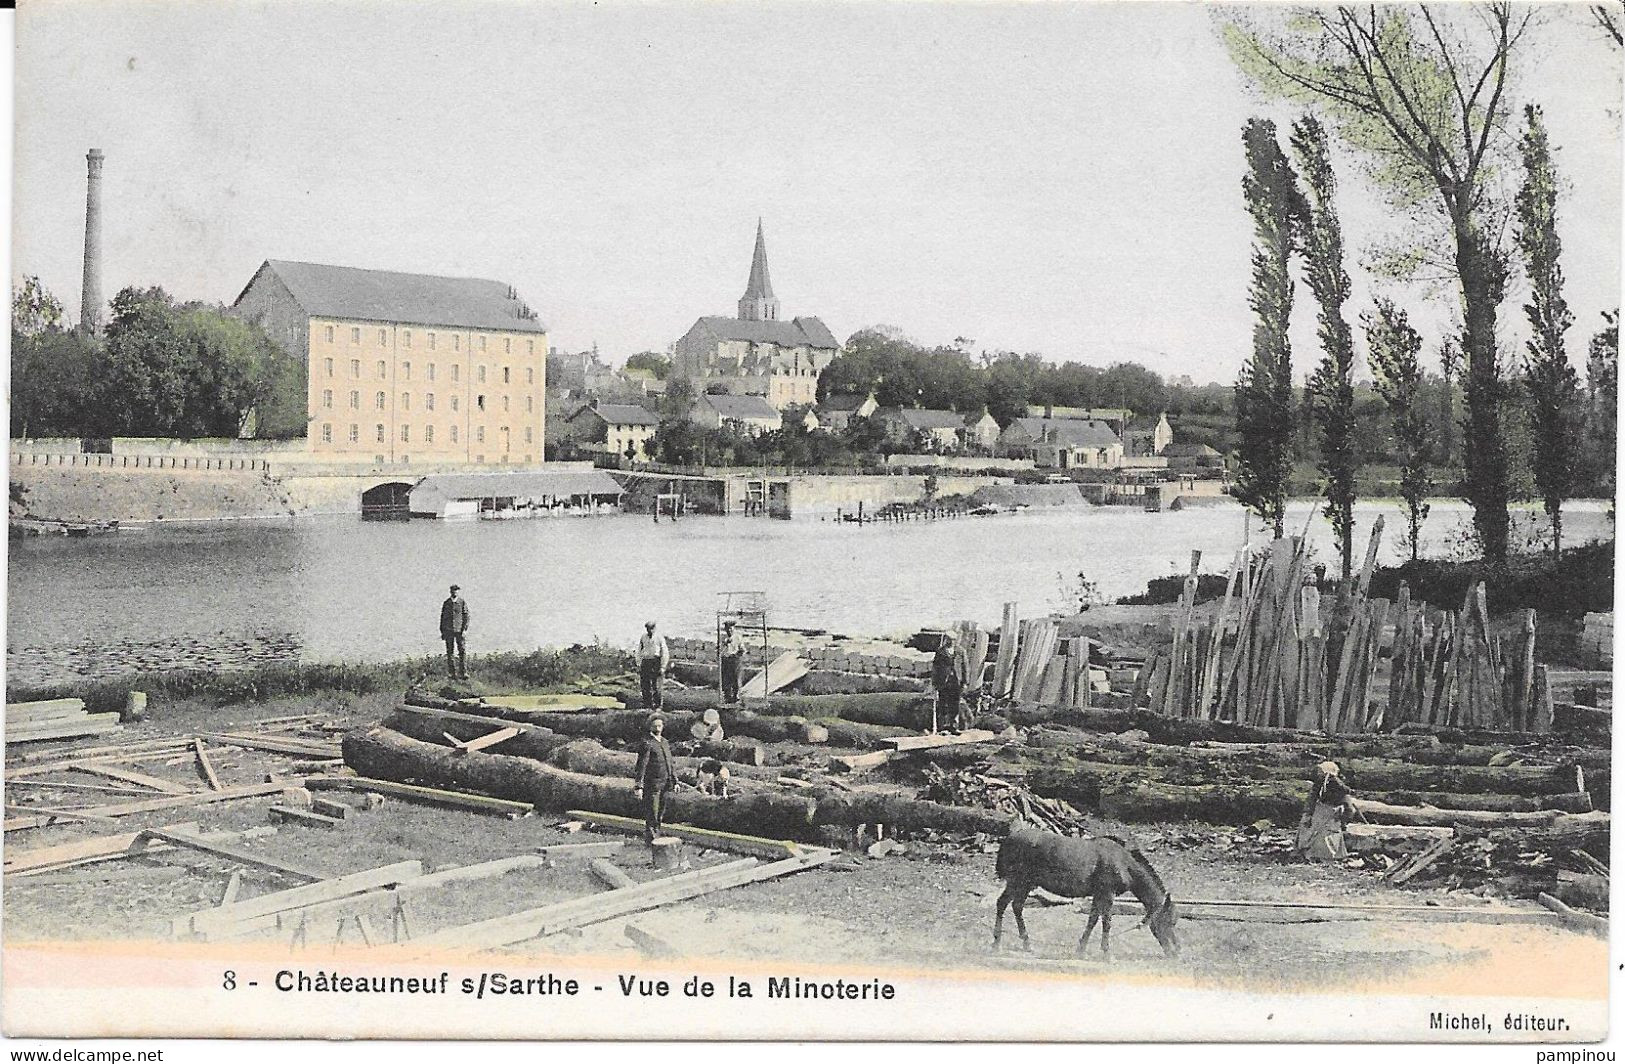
[{"xmin": 11, "ymin": 1, "xmax": 1624, "ymax": 384}]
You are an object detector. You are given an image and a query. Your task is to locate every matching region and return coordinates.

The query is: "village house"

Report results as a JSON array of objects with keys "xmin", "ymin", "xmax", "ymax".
[
  {"xmin": 999, "ymin": 417, "xmax": 1125, "ymax": 469},
  {"xmin": 1162, "ymin": 441, "xmax": 1227, "ymax": 473},
  {"xmin": 691, "ymin": 393, "xmax": 783, "ymax": 436},
  {"xmin": 563, "ymin": 402, "xmax": 660, "ymax": 461},
  {"xmin": 232, "ymin": 259, "xmax": 547, "ymax": 465},
  {"xmin": 875, "ymin": 408, "xmax": 966, "ymax": 451},
  {"xmin": 813, "ymin": 392, "xmax": 878, "ymax": 433},
  {"xmin": 1124, "ymin": 413, "xmax": 1175, "ymax": 458},
  {"xmin": 672, "ymin": 221, "xmax": 840, "ymax": 411},
  {"xmin": 962, "ymin": 409, "xmax": 1001, "ymax": 452}
]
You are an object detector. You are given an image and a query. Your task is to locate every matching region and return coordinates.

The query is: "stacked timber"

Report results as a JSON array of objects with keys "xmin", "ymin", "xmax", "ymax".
[
  {"xmin": 989, "ymin": 604, "xmax": 1102, "ymax": 711},
  {"xmin": 7, "ymin": 699, "xmax": 122, "ymax": 745}
]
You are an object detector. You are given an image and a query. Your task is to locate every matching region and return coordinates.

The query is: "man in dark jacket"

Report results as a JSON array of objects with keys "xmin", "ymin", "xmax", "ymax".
[
  {"xmin": 632, "ymin": 715, "xmax": 676, "ymax": 842},
  {"xmin": 439, "ymin": 585, "xmax": 470, "ymax": 680},
  {"xmin": 931, "ymin": 634, "xmax": 961, "ymax": 733}
]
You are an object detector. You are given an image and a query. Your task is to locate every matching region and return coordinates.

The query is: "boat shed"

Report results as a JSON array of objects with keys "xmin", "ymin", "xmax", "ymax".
[{"xmin": 408, "ymin": 470, "xmax": 625, "ymax": 519}]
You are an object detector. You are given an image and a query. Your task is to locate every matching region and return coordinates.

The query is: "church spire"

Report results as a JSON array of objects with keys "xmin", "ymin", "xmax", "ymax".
[{"xmin": 737, "ymin": 218, "xmax": 780, "ymax": 321}]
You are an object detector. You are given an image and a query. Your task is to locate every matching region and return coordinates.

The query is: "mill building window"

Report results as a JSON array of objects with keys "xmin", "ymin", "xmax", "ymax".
[
  {"xmin": 476, "ymin": 427, "xmax": 485, "ymax": 443},
  {"xmin": 450, "ymin": 425, "xmax": 459, "ymax": 443},
  {"xmin": 375, "ymin": 391, "xmax": 385, "ymax": 410},
  {"xmin": 376, "ymin": 360, "xmax": 386, "ymax": 379},
  {"xmin": 324, "ymin": 357, "xmax": 334, "ymax": 376},
  {"xmin": 451, "ymin": 396, "xmax": 460, "ymax": 412},
  {"xmin": 403, "ymin": 330, "xmax": 411, "ymax": 348},
  {"xmin": 322, "ymin": 389, "xmax": 333, "ymax": 409},
  {"xmin": 503, "ymin": 367, "xmax": 510, "ymax": 384},
  {"xmin": 478, "ymin": 365, "xmax": 486, "ymax": 384},
  {"xmin": 321, "ymin": 424, "xmax": 332, "ymax": 444},
  {"xmin": 350, "ymin": 327, "xmax": 360, "ymax": 344},
  {"xmin": 378, "ymin": 329, "xmax": 387, "ymax": 345},
  {"xmin": 401, "ymin": 426, "xmax": 410, "ymax": 443},
  {"xmin": 504, "ymin": 338, "xmax": 511, "ymax": 355},
  {"xmin": 401, "ymin": 393, "xmax": 411, "ymax": 411},
  {"xmin": 425, "ymin": 393, "xmax": 435, "ymax": 411},
  {"xmin": 325, "ymin": 326, "xmax": 335, "ymax": 344},
  {"xmin": 349, "ymin": 425, "xmax": 359, "ymax": 443},
  {"xmin": 349, "ymin": 391, "xmax": 359, "ymax": 410},
  {"xmin": 351, "ymin": 359, "xmax": 360, "ymax": 377},
  {"xmin": 427, "ymin": 364, "xmax": 435, "ymax": 382},
  {"xmin": 375, "ymin": 424, "xmax": 385, "ymax": 443},
  {"xmin": 403, "ymin": 362, "xmax": 411, "ymax": 380},
  {"xmin": 425, "ymin": 426, "xmax": 435, "ymax": 444}
]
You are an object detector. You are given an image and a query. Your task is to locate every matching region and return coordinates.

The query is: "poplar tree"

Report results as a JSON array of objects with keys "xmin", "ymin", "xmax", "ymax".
[
  {"xmin": 1292, "ymin": 115, "xmax": 1360, "ymax": 578},
  {"xmin": 1365, "ymin": 300, "xmax": 1433, "ymax": 563},
  {"xmin": 1515, "ymin": 104, "xmax": 1580, "ymax": 557},
  {"xmin": 1233, "ymin": 118, "xmax": 1305, "ymax": 538}
]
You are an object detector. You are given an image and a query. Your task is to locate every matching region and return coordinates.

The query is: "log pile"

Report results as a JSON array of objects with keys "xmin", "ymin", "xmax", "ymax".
[{"xmin": 7, "ymin": 698, "xmax": 122, "ymax": 745}]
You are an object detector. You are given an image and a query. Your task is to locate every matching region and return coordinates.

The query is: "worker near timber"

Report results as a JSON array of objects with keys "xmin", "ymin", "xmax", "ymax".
[
  {"xmin": 719, "ymin": 620, "xmax": 745, "ymax": 705},
  {"xmin": 931, "ymin": 634, "xmax": 962, "ymax": 733},
  {"xmin": 439, "ymin": 585, "xmax": 470, "ymax": 681},
  {"xmin": 1297, "ymin": 760, "xmax": 1357, "ymax": 860},
  {"xmin": 632, "ymin": 715, "xmax": 676, "ymax": 842},
  {"xmin": 638, "ymin": 621, "xmax": 669, "ymax": 709},
  {"xmin": 688, "ymin": 707, "xmax": 725, "ymax": 743},
  {"xmin": 693, "ymin": 758, "xmax": 731, "ymax": 798}
]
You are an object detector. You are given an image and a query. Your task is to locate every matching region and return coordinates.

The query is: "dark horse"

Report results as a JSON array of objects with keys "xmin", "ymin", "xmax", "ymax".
[{"xmin": 993, "ymin": 826, "xmax": 1180, "ymax": 958}]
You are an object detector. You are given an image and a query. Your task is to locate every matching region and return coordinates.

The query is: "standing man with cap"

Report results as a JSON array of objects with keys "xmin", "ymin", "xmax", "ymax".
[
  {"xmin": 632, "ymin": 715, "xmax": 676, "ymax": 842},
  {"xmin": 931, "ymin": 633, "xmax": 962, "ymax": 733},
  {"xmin": 638, "ymin": 621, "xmax": 669, "ymax": 709},
  {"xmin": 718, "ymin": 620, "xmax": 744, "ymax": 705},
  {"xmin": 439, "ymin": 585, "xmax": 470, "ymax": 681}
]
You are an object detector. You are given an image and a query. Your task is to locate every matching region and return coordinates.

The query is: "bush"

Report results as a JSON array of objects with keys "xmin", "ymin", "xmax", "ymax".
[
  {"xmin": 1365, "ymin": 539, "xmax": 1614, "ymax": 618},
  {"xmin": 1116, "ymin": 573, "xmax": 1233, "ymax": 606}
]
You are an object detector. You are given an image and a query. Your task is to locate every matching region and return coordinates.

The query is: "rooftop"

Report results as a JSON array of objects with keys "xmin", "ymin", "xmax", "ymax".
[
  {"xmin": 572, "ymin": 403, "xmax": 661, "ymax": 427},
  {"xmin": 701, "ymin": 393, "xmax": 782, "ymax": 420},
  {"xmin": 693, "ymin": 315, "xmax": 839, "ymax": 350},
  {"xmin": 242, "ymin": 259, "xmax": 547, "ymax": 333}
]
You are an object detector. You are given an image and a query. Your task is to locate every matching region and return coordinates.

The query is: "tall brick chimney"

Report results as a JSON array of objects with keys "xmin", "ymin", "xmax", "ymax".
[{"xmin": 80, "ymin": 148, "xmax": 104, "ymax": 333}]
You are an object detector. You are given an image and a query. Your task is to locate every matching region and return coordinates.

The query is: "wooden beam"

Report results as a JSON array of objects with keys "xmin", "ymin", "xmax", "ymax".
[
  {"xmin": 4, "ymin": 804, "xmax": 117, "ymax": 827},
  {"xmin": 210, "ymin": 856, "xmax": 550, "ymax": 941},
  {"xmin": 3, "ymin": 781, "xmax": 288, "ymax": 832},
  {"xmin": 455, "ymin": 726, "xmax": 521, "ymax": 754},
  {"xmin": 268, "ymin": 805, "xmax": 345, "ymax": 830},
  {"xmin": 5, "ymin": 822, "xmax": 204, "ymax": 875},
  {"xmin": 135, "ymin": 827, "xmax": 325, "ymax": 882},
  {"xmin": 589, "ymin": 858, "xmax": 637, "ymax": 890},
  {"xmin": 3, "ymin": 778, "xmax": 153, "ymax": 797},
  {"xmin": 194, "ymin": 739, "xmax": 224, "ymax": 792},
  {"xmin": 176, "ymin": 860, "xmax": 424, "ymax": 939},
  {"xmin": 829, "ymin": 750, "xmax": 894, "ymax": 773},
  {"xmin": 7, "ymin": 698, "xmax": 88, "ymax": 716},
  {"xmin": 197, "ymin": 732, "xmax": 342, "ymax": 758},
  {"xmin": 73, "ymin": 763, "xmax": 193, "ymax": 796},
  {"xmin": 1101, "ymin": 894, "xmax": 1582, "ymax": 927},
  {"xmin": 6, "ymin": 717, "xmax": 121, "ymax": 744},
  {"xmin": 877, "ymin": 729, "xmax": 996, "ymax": 752},
  {"xmin": 12, "ymin": 737, "xmax": 193, "ymax": 765},
  {"xmin": 8, "ymin": 741, "xmax": 196, "ymax": 775},
  {"xmin": 406, "ymin": 852, "xmax": 835, "ymax": 952},
  {"xmin": 1537, "ymin": 892, "xmax": 1609, "ymax": 938},
  {"xmin": 564, "ymin": 809, "xmax": 810, "ymax": 859},
  {"xmin": 303, "ymin": 775, "xmax": 533, "ymax": 817}
]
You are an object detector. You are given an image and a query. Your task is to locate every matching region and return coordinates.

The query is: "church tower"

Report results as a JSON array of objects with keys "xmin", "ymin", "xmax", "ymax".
[{"xmin": 736, "ymin": 218, "xmax": 780, "ymax": 322}]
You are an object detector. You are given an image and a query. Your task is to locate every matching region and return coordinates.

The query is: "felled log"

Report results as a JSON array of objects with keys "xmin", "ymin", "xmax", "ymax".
[
  {"xmin": 387, "ymin": 706, "xmax": 570, "ymax": 760},
  {"xmin": 1349, "ymin": 798, "xmax": 1568, "ymax": 829},
  {"xmin": 344, "ymin": 726, "xmax": 1012, "ymax": 837},
  {"xmin": 606, "ymin": 689, "xmax": 931, "ymax": 729},
  {"xmin": 343, "ymin": 727, "xmax": 819, "ymax": 838},
  {"xmin": 1553, "ymin": 702, "xmax": 1611, "ymax": 738},
  {"xmin": 1096, "ymin": 779, "xmax": 1307, "ymax": 826},
  {"xmin": 543, "ymin": 739, "xmax": 777, "ymax": 783},
  {"xmin": 1361, "ymin": 790, "xmax": 1593, "ymax": 814}
]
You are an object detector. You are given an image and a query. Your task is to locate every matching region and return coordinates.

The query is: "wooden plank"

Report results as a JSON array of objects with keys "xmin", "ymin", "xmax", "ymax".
[
  {"xmin": 739, "ymin": 652, "xmax": 809, "ymax": 700},
  {"xmin": 308, "ymin": 797, "xmax": 352, "ymax": 820},
  {"xmin": 269, "ymin": 805, "xmax": 344, "ymax": 829},
  {"xmin": 210, "ymin": 856, "xmax": 551, "ymax": 941},
  {"xmin": 219, "ymin": 872, "xmax": 243, "ymax": 907},
  {"xmin": 878, "ymin": 729, "xmax": 995, "ymax": 752},
  {"xmin": 828, "ymin": 750, "xmax": 894, "ymax": 773},
  {"xmin": 5, "ymin": 822, "xmax": 203, "ymax": 875},
  {"xmin": 6, "ymin": 698, "xmax": 88, "ymax": 716},
  {"xmin": 565, "ymin": 809, "xmax": 810, "ymax": 859},
  {"xmin": 4, "ymin": 781, "xmax": 288, "ymax": 833},
  {"xmin": 535, "ymin": 841, "xmax": 627, "ymax": 858},
  {"xmin": 303, "ymin": 775, "xmax": 533, "ymax": 817},
  {"xmin": 1092, "ymin": 894, "xmax": 1578, "ymax": 928},
  {"xmin": 6, "ymin": 717, "xmax": 121, "ymax": 744},
  {"xmin": 407, "ymin": 850, "xmax": 835, "ymax": 952},
  {"xmin": 197, "ymin": 732, "xmax": 342, "ymax": 758},
  {"xmin": 1537, "ymin": 892, "xmax": 1609, "ymax": 938},
  {"xmin": 4, "ymin": 778, "xmax": 154, "ymax": 797},
  {"xmin": 136, "ymin": 826, "xmax": 325, "ymax": 882},
  {"xmin": 11, "ymin": 737, "xmax": 193, "ymax": 765},
  {"xmin": 4, "ymin": 804, "xmax": 117, "ymax": 827},
  {"xmin": 588, "ymin": 858, "xmax": 637, "ymax": 890},
  {"xmin": 73, "ymin": 763, "xmax": 193, "ymax": 796},
  {"xmin": 448, "ymin": 726, "xmax": 521, "ymax": 754},
  {"xmin": 1386, "ymin": 837, "xmax": 1453, "ymax": 885},
  {"xmin": 194, "ymin": 739, "xmax": 224, "ymax": 792},
  {"xmin": 177, "ymin": 859, "xmax": 424, "ymax": 939}
]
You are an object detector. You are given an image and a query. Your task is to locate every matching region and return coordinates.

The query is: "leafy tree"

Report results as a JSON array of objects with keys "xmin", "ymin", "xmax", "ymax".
[
  {"xmin": 1232, "ymin": 118, "xmax": 1304, "ymax": 538},
  {"xmin": 98, "ymin": 287, "xmax": 301, "ymax": 439},
  {"xmin": 10, "ymin": 330, "xmax": 102, "ymax": 439},
  {"xmin": 1365, "ymin": 299, "xmax": 1433, "ymax": 562},
  {"xmin": 1515, "ymin": 103, "xmax": 1581, "ymax": 557},
  {"xmin": 656, "ymin": 374, "xmax": 696, "ymax": 423},
  {"xmin": 12, "ymin": 275, "xmax": 66, "ymax": 337},
  {"xmin": 624, "ymin": 351, "xmax": 671, "ymax": 379},
  {"xmin": 1292, "ymin": 114, "xmax": 1360, "ymax": 577},
  {"xmin": 1223, "ymin": 3, "xmax": 1536, "ymax": 564},
  {"xmin": 1587, "ymin": 309, "xmax": 1619, "ymax": 496}
]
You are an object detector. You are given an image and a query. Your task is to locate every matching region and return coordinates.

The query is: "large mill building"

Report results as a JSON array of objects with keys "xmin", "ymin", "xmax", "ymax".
[{"xmin": 233, "ymin": 260, "xmax": 547, "ymax": 465}]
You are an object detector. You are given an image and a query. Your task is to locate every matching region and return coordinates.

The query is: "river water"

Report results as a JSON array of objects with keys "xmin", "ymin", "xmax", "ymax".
[{"xmin": 5, "ymin": 499, "xmax": 1612, "ymax": 688}]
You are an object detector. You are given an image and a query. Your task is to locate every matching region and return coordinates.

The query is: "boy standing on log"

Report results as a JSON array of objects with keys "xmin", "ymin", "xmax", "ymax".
[
  {"xmin": 439, "ymin": 585, "xmax": 470, "ymax": 680},
  {"xmin": 633, "ymin": 715, "xmax": 676, "ymax": 842}
]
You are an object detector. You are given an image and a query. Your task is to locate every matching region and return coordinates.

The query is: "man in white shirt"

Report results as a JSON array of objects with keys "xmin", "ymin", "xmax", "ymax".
[
  {"xmin": 638, "ymin": 621, "xmax": 669, "ymax": 709},
  {"xmin": 718, "ymin": 620, "xmax": 745, "ymax": 704}
]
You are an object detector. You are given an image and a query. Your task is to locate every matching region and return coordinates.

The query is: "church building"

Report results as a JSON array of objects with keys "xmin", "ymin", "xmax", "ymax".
[{"xmin": 672, "ymin": 221, "xmax": 839, "ymax": 411}]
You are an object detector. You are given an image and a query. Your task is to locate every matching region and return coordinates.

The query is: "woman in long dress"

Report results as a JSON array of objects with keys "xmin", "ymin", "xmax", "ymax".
[{"xmin": 1297, "ymin": 760, "xmax": 1356, "ymax": 860}]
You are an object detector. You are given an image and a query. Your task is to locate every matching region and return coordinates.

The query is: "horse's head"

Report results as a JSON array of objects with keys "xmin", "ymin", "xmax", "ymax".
[{"xmin": 1141, "ymin": 894, "xmax": 1181, "ymax": 957}]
